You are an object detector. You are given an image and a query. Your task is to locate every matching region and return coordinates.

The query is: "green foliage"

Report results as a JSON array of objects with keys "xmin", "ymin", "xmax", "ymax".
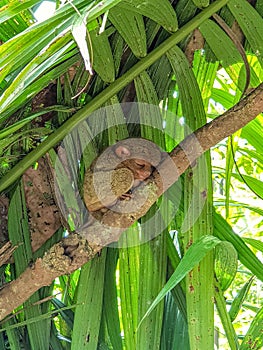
[{"xmin": 0, "ymin": 0, "xmax": 262, "ymax": 349}]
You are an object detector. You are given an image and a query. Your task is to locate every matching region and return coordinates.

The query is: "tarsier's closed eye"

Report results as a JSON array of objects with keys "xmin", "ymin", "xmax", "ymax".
[{"xmin": 134, "ymin": 160, "xmax": 145, "ymax": 168}]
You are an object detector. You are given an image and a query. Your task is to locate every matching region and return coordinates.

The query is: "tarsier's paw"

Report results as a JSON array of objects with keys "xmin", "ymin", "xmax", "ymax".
[{"xmin": 120, "ymin": 191, "xmax": 132, "ymax": 200}]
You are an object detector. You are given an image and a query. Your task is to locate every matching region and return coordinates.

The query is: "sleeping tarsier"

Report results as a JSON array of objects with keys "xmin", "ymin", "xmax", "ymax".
[{"xmin": 83, "ymin": 138, "xmax": 163, "ymax": 214}]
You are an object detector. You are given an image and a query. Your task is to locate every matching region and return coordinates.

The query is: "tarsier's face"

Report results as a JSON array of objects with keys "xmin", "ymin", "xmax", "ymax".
[
  {"xmin": 121, "ymin": 158, "xmax": 154, "ymax": 181},
  {"xmin": 113, "ymin": 141, "xmax": 161, "ymax": 188}
]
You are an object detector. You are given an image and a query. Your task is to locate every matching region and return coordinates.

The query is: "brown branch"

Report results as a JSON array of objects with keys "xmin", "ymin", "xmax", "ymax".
[
  {"xmin": 0, "ymin": 235, "xmax": 95, "ymax": 322},
  {"xmin": 1, "ymin": 83, "xmax": 263, "ymax": 320}
]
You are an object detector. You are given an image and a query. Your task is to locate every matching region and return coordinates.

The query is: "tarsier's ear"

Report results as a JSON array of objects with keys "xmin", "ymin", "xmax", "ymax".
[{"xmin": 115, "ymin": 145, "xmax": 131, "ymax": 158}]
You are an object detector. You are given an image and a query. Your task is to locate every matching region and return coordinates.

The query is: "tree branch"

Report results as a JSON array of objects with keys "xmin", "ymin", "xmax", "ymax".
[{"xmin": 1, "ymin": 83, "xmax": 262, "ymax": 321}]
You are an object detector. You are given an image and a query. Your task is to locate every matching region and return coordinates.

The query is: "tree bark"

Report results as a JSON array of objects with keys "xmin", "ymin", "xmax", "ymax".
[{"xmin": 0, "ymin": 83, "xmax": 262, "ymax": 320}]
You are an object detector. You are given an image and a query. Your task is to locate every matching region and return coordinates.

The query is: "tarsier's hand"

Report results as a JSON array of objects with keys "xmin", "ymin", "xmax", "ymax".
[
  {"xmin": 119, "ymin": 191, "xmax": 133, "ymax": 200},
  {"xmin": 83, "ymin": 167, "xmax": 134, "ymax": 212}
]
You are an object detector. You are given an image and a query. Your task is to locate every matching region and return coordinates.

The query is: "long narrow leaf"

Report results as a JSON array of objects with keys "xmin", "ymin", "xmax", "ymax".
[
  {"xmin": 240, "ymin": 306, "xmax": 263, "ymax": 350},
  {"xmin": 139, "ymin": 235, "xmax": 221, "ymax": 326},
  {"xmin": 228, "ymin": 0, "xmax": 263, "ymax": 62},
  {"xmin": 122, "ymin": 0, "xmax": 178, "ymax": 32},
  {"xmin": 0, "ymin": 0, "xmax": 39, "ymax": 24}
]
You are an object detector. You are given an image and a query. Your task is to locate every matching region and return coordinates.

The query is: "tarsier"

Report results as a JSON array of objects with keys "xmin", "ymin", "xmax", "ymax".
[{"xmin": 83, "ymin": 138, "xmax": 163, "ymax": 213}]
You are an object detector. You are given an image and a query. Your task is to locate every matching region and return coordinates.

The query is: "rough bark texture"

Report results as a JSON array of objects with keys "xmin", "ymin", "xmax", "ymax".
[
  {"xmin": 0, "ymin": 235, "xmax": 96, "ymax": 319},
  {"xmin": 0, "ymin": 83, "xmax": 262, "ymax": 320},
  {"xmin": 23, "ymin": 157, "xmax": 61, "ymax": 251}
]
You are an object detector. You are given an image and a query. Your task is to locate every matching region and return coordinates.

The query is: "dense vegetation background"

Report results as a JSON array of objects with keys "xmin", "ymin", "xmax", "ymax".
[{"xmin": 0, "ymin": 0, "xmax": 262, "ymax": 349}]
